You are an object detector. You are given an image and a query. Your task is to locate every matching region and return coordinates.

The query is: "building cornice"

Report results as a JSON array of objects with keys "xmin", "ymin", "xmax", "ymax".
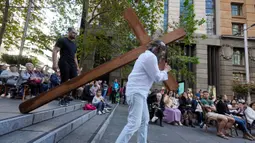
[{"xmin": 220, "ymin": 35, "xmax": 255, "ymax": 41}]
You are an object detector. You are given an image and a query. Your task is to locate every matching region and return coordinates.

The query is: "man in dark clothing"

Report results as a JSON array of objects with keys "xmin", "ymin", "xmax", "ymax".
[
  {"xmin": 216, "ymin": 95, "xmax": 255, "ymax": 141},
  {"xmin": 52, "ymin": 27, "xmax": 80, "ymax": 106},
  {"xmin": 82, "ymin": 82, "xmax": 94, "ymax": 103}
]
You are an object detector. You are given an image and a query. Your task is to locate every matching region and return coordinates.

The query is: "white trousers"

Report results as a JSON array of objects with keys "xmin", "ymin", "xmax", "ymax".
[{"xmin": 115, "ymin": 93, "xmax": 149, "ymax": 143}]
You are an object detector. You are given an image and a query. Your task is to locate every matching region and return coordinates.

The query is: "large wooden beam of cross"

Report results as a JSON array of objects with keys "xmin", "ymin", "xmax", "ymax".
[
  {"xmin": 19, "ymin": 8, "xmax": 186, "ymax": 114},
  {"xmin": 123, "ymin": 8, "xmax": 181, "ymax": 90}
]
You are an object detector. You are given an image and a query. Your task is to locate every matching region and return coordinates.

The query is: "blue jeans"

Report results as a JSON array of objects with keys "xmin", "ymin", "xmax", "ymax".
[
  {"xmin": 233, "ymin": 116, "xmax": 249, "ymax": 133},
  {"xmin": 93, "ymin": 102, "xmax": 105, "ymax": 112},
  {"xmin": 102, "ymin": 89, "xmax": 107, "ymax": 98},
  {"xmin": 196, "ymin": 112, "xmax": 203, "ymax": 124},
  {"xmin": 116, "ymin": 93, "xmax": 149, "ymax": 143}
]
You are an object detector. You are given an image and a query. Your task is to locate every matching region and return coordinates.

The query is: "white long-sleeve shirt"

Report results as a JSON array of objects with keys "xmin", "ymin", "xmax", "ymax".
[
  {"xmin": 244, "ymin": 107, "xmax": 255, "ymax": 124},
  {"xmin": 92, "ymin": 96, "xmax": 103, "ymax": 104},
  {"xmin": 126, "ymin": 50, "xmax": 168, "ymax": 98}
]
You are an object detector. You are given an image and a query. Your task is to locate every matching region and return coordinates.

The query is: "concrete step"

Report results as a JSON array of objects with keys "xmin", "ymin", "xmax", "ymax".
[
  {"xmin": 58, "ymin": 104, "xmax": 118, "ymax": 143},
  {"xmin": 0, "ymin": 109, "xmax": 95, "ymax": 143},
  {"xmin": 0, "ymin": 102, "xmax": 84, "ymax": 136}
]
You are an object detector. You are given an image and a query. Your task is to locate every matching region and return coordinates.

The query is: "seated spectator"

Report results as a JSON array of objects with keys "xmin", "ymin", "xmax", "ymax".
[
  {"xmin": 81, "ymin": 82, "xmax": 93, "ymax": 102},
  {"xmin": 0, "ymin": 65, "xmax": 19, "ymax": 81},
  {"xmin": 92, "ymin": 89, "xmax": 109, "ymax": 115},
  {"xmin": 179, "ymin": 92, "xmax": 195, "ymax": 127},
  {"xmin": 50, "ymin": 71, "xmax": 61, "ymax": 88},
  {"xmin": 201, "ymin": 91, "xmax": 233, "ymax": 140},
  {"xmin": 150, "ymin": 93, "xmax": 164, "ymax": 127},
  {"xmin": 42, "ymin": 73, "xmax": 50, "ymax": 91},
  {"xmin": 0, "ymin": 64, "xmax": 7, "ymax": 75},
  {"xmin": 0, "ymin": 65, "xmax": 19, "ymax": 97},
  {"xmin": 90, "ymin": 81, "xmax": 99, "ymax": 97},
  {"xmin": 160, "ymin": 87, "xmax": 166, "ymax": 95},
  {"xmin": 195, "ymin": 89, "xmax": 202, "ymax": 99},
  {"xmin": 35, "ymin": 66, "xmax": 48, "ymax": 92},
  {"xmin": 191, "ymin": 95, "xmax": 204, "ymax": 126},
  {"xmin": 21, "ymin": 63, "xmax": 43, "ymax": 97},
  {"xmin": 216, "ymin": 95, "xmax": 254, "ymax": 141},
  {"xmin": 227, "ymin": 99, "xmax": 244, "ymax": 116},
  {"xmin": 0, "ymin": 64, "xmax": 9, "ymax": 86},
  {"xmin": 244, "ymin": 102, "xmax": 255, "ymax": 126},
  {"xmin": 250, "ymin": 102, "xmax": 255, "ymax": 110},
  {"xmin": 163, "ymin": 91, "xmax": 182, "ymax": 126},
  {"xmin": 75, "ymin": 86, "xmax": 84, "ymax": 100}
]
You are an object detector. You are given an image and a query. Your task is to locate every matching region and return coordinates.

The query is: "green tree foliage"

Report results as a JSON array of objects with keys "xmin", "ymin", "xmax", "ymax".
[
  {"xmin": 0, "ymin": 0, "xmax": 54, "ymax": 52},
  {"xmin": 0, "ymin": 53, "xmax": 38, "ymax": 66},
  {"xmin": 167, "ymin": 0, "xmax": 206, "ymax": 83},
  {"xmin": 232, "ymin": 80, "xmax": 255, "ymax": 95},
  {"xmin": 0, "ymin": 0, "xmax": 25, "ymax": 49}
]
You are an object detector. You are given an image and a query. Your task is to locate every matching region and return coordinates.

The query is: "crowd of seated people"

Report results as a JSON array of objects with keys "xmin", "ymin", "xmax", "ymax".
[
  {"xmin": 216, "ymin": 94, "xmax": 254, "ymax": 140},
  {"xmin": 80, "ymin": 79, "xmax": 126, "ymax": 104},
  {"xmin": 146, "ymin": 87, "xmax": 255, "ymax": 141},
  {"xmin": 0, "ymin": 63, "xmax": 61, "ymax": 99}
]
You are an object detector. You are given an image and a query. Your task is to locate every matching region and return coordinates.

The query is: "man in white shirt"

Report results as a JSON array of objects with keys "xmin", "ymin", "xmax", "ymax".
[{"xmin": 116, "ymin": 40, "xmax": 171, "ymax": 143}]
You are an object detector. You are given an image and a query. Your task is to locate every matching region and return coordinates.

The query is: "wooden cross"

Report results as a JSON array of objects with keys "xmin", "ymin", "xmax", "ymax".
[{"xmin": 19, "ymin": 8, "xmax": 186, "ymax": 113}]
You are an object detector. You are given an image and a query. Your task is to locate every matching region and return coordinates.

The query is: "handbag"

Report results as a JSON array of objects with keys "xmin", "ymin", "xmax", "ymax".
[{"xmin": 83, "ymin": 103, "xmax": 96, "ymax": 110}]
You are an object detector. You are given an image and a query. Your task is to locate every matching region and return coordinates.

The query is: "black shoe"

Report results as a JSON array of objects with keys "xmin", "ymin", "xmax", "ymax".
[
  {"xmin": 59, "ymin": 99, "xmax": 67, "ymax": 106},
  {"xmin": 66, "ymin": 96, "xmax": 73, "ymax": 101},
  {"xmin": 191, "ymin": 124, "xmax": 196, "ymax": 128},
  {"xmin": 200, "ymin": 122, "xmax": 205, "ymax": 128},
  {"xmin": 64, "ymin": 98, "xmax": 70, "ymax": 106},
  {"xmin": 59, "ymin": 99, "xmax": 65, "ymax": 106}
]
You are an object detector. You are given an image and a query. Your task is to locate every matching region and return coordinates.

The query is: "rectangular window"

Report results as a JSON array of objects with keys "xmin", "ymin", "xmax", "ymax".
[
  {"xmin": 232, "ymin": 48, "xmax": 245, "ymax": 65},
  {"xmin": 233, "ymin": 72, "xmax": 246, "ymax": 82},
  {"xmin": 231, "ymin": 3, "xmax": 243, "ymax": 16},
  {"xmin": 180, "ymin": 0, "xmax": 193, "ymax": 16},
  {"xmin": 163, "ymin": 0, "xmax": 169, "ymax": 31},
  {"xmin": 206, "ymin": 0, "xmax": 214, "ymax": 14},
  {"xmin": 232, "ymin": 23, "xmax": 243, "ymax": 36},
  {"xmin": 206, "ymin": 0, "xmax": 215, "ymax": 35}
]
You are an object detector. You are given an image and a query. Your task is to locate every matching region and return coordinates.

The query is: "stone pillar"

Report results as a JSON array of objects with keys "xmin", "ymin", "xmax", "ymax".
[
  {"xmin": 195, "ymin": 44, "xmax": 208, "ymax": 91},
  {"xmin": 250, "ymin": 62, "xmax": 255, "ymax": 82},
  {"xmin": 194, "ymin": 0, "xmax": 206, "ymax": 34},
  {"xmin": 250, "ymin": 54, "xmax": 255, "ymax": 82},
  {"xmin": 215, "ymin": 0, "xmax": 221, "ymax": 36},
  {"xmin": 249, "ymin": 43, "xmax": 255, "ymax": 82},
  {"xmin": 168, "ymin": 0, "xmax": 180, "ymax": 32},
  {"xmin": 219, "ymin": 48, "xmax": 233, "ymax": 96}
]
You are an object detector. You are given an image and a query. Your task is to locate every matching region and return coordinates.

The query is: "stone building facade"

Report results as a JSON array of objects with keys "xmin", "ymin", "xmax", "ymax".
[{"xmin": 165, "ymin": 0, "xmax": 255, "ymax": 96}]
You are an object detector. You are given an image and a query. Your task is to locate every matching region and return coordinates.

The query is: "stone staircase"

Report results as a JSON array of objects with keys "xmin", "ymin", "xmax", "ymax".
[{"xmin": 0, "ymin": 101, "xmax": 117, "ymax": 143}]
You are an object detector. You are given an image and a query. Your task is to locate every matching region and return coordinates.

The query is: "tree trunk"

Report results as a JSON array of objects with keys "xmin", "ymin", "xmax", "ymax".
[
  {"xmin": 0, "ymin": 0, "xmax": 10, "ymax": 48},
  {"xmin": 80, "ymin": 0, "xmax": 96, "ymax": 73}
]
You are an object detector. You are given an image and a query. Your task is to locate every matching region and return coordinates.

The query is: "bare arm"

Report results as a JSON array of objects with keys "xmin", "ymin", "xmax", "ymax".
[
  {"xmin": 52, "ymin": 46, "xmax": 60, "ymax": 71},
  {"xmin": 75, "ymin": 54, "xmax": 79, "ymax": 70}
]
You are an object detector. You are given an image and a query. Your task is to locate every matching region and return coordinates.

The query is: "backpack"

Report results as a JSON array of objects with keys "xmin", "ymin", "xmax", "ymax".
[{"xmin": 83, "ymin": 103, "xmax": 96, "ymax": 110}]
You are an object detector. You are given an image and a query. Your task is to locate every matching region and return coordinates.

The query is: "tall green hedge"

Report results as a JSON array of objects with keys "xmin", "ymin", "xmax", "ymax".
[{"xmin": 0, "ymin": 54, "xmax": 39, "ymax": 66}]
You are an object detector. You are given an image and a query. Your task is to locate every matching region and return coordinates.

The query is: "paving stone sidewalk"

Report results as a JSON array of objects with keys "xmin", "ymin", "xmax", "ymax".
[{"xmin": 100, "ymin": 105, "xmax": 254, "ymax": 143}]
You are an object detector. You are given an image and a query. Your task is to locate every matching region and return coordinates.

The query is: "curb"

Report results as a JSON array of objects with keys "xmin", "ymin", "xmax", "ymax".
[
  {"xmin": 32, "ymin": 110, "xmax": 97, "ymax": 143},
  {"xmin": 0, "ymin": 103, "xmax": 83, "ymax": 136},
  {"xmin": 90, "ymin": 103, "xmax": 119, "ymax": 143}
]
